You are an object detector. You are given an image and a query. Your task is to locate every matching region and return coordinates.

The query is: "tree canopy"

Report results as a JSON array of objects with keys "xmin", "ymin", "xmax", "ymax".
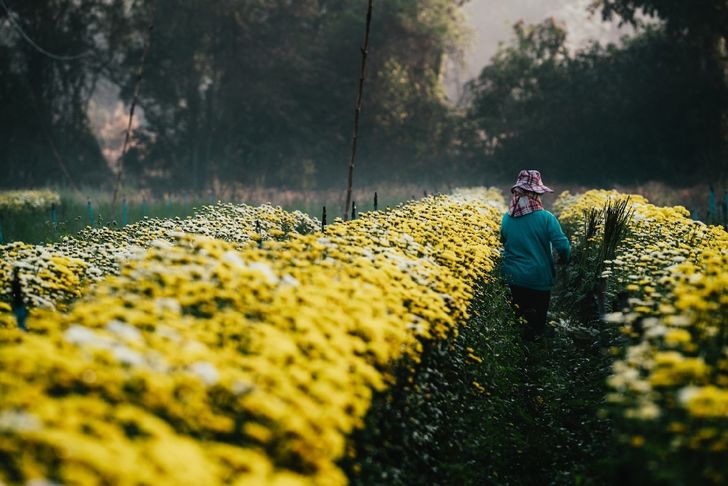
[
  {"xmin": 1, "ymin": 0, "xmax": 724, "ymax": 191},
  {"xmin": 1, "ymin": 0, "xmax": 468, "ymax": 191},
  {"xmin": 463, "ymin": 18, "xmax": 727, "ymax": 185}
]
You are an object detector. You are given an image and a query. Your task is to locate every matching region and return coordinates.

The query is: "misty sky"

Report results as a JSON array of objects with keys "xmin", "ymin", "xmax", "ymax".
[{"xmin": 446, "ymin": 0, "xmax": 637, "ymax": 98}]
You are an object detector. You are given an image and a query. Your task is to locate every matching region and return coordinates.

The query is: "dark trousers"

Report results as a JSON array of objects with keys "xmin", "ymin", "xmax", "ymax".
[{"xmin": 508, "ymin": 284, "xmax": 551, "ymax": 340}]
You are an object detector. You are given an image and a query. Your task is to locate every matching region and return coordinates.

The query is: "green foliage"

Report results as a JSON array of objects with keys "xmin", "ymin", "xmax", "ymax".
[
  {"xmin": 555, "ymin": 199, "xmax": 633, "ymax": 323},
  {"xmin": 1, "ymin": 0, "xmax": 470, "ymax": 190},
  {"xmin": 593, "ymin": 0, "xmax": 728, "ymax": 41},
  {"xmin": 464, "ymin": 20, "xmax": 728, "ymax": 185},
  {"xmin": 592, "ymin": 0, "xmax": 728, "ymax": 186},
  {"xmin": 341, "ymin": 281, "xmax": 526, "ymax": 484},
  {"xmin": 4, "ymin": 1, "xmax": 726, "ymax": 191},
  {"xmin": 342, "ymin": 279, "xmax": 620, "ymax": 485},
  {"xmin": 0, "ymin": 0, "xmax": 121, "ymax": 187}
]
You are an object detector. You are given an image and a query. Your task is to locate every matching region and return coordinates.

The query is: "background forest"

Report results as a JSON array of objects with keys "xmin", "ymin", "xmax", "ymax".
[{"xmin": 1, "ymin": 0, "xmax": 727, "ymax": 193}]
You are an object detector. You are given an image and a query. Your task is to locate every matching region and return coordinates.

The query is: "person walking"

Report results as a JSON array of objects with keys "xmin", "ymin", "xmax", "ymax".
[{"xmin": 500, "ymin": 170, "xmax": 571, "ymax": 341}]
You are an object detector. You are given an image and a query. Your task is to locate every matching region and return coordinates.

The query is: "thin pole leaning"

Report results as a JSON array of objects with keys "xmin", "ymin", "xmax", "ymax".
[
  {"xmin": 111, "ymin": 0, "xmax": 156, "ymax": 217},
  {"xmin": 344, "ymin": 0, "xmax": 373, "ymax": 221}
]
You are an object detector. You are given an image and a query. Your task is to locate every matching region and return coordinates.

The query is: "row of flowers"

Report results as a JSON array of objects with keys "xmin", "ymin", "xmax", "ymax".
[
  {"xmin": 556, "ymin": 189, "xmax": 728, "ymax": 483},
  {"xmin": 0, "ymin": 188, "xmax": 504, "ymax": 485},
  {"xmin": 0, "ymin": 203, "xmax": 320, "ymax": 323},
  {"xmin": 0, "ymin": 190, "xmax": 61, "ymax": 213}
]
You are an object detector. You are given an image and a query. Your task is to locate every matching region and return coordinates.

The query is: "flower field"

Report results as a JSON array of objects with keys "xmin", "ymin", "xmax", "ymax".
[
  {"xmin": 0, "ymin": 203, "xmax": 319, "ymax": 317},
  {"xmin": 2, "ymin": 185, "xmax": 726, "ymax": 485},
  {"xmin": 556, "ymin": 189, "xmax": 728, "ymax": 483},
  {"xmin": 0, "ymin": 190, "xmax": 61, "ymax": 213},
  {"xmin": 0, "ymin": 189, "xmax": 504, "ymax": 485}
]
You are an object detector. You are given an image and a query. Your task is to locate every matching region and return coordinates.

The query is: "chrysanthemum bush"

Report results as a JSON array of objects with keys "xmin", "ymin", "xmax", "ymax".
[
  {"xmin": 0, "ymin": 190, "xmax": 504, "ymax": 485},
  {"xmin": 0, "ymin": 202, "xmax": 319, "ymax": 318},
  {"xmin": 0, "ymin": 190, "xmax": 61, "ymax": 213},
  {"xmin": 556, "ymin": 189, "xmax": 728, "ymax": 483}
]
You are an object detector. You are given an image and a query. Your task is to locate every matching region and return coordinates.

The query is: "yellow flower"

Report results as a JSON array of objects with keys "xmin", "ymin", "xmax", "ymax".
[
  {"xmin": 664, "ymin": 329, "xmax": 692, "ymax": 348},
  {"xmin": 679, "ymin": 386, "xmax": 728, "ymax": 418},
  {"xmin": 0, "ymin": 189, "xmax": 505, "ymax": 485},
  {"xmin": 630, "ymin": 435, "xmax": 645, "ymax": 447}
]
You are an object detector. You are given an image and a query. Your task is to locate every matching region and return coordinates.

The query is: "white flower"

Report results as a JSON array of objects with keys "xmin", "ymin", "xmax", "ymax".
[
  {"xmin": 149, "ymin": 239, "xmax": 173, "ymax": 249},
  {"xmin": 106, "ymin": 320, "xmax": 142, "ymax": 344},
  {"xmin": 399, "ymin": 233, "xmax": 415, "ymax": 245},
  {"xmin": 222, "ymin": 251, "xmax": 245, "ymax": 269},
  {"xmin": 26, "ymin": 479, "xmax": 63, "ymax": 486},
  {"xmin": 155, "ymin": 297, "xmax": 181, "ymax": 314},
  {"xmin": 645, "ymin": 323, "xmax": 666, "ymax": 338},
  {"xmin": 113, "ymin": 346, "xmax": 145, "ymax": 367},
  {"xmin": 281, "ymin": 274, "xmax": 300, "ymax": 287},
  {"xmin": 156, "ymin": 325, "xmax": 182, "ymax": 342},
  {"xmin": 232, "ymin": 380, "xmax": 253, "ymax": 395},
  {"xmin": 248, "ymin": 262, "xmax": 279, "ymax": 285},
  {"xmin": 678, "ymin": 386, "xmax": 700, "ymax": 405},
  {"xmin": 602, "ymin": 312, "xmax": 625, "ymax": 324},
  {"xmin": 189, "ymin": 361, "xmax": 219, "ymax": 386},
  {"xmin": 666, "ymin": 315, "xmax": 691, "ymax": 327},
  {"xmin": 64, "ymin": 325, "xmax": 113, "ymax": 348},
  {"xmin": 625, "ymin": 400, "xmax": 661, "ymax": 420},
  {"xmin": 0, "ymin": 410, "xmax": 41, "ymax": 432}
]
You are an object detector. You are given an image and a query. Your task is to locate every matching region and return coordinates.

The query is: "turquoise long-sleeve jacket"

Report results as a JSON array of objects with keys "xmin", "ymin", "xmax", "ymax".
[{"xmin": 500, "ymin": 210, "xmax": 571, "ymax": 291}]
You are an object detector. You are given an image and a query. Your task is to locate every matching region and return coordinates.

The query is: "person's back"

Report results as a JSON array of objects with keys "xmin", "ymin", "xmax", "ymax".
[
  {"xmin": 501, "ymin": 209, "xmax": 570, "ymax": 291},
  {"xmin": 500, "ymin": 170, "xmax": 570, "ymax": 341}
]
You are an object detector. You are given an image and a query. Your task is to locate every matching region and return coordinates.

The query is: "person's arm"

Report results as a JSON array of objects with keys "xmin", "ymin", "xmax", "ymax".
[{"xmin": 548, "ymin": 213, "xmax": 571, "ymax": 264}]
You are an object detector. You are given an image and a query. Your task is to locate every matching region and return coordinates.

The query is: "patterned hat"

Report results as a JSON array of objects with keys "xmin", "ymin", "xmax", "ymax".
[{"xmin": 510, "ymin": 170, "xmax": 553, "ymax": 194}]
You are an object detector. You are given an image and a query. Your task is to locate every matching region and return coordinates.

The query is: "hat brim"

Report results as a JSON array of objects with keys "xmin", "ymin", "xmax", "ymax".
[{"xmin": 511, "ymin": 183, "xmax": 553, "ymax": 194}]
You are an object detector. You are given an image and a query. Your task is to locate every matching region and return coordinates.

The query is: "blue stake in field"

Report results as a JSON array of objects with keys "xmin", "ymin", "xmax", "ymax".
[
  {"xmin": 11, "ymin": 267, "xmax": 27, "ymax": 331},
  {"xmin": 50, "ymin": 202, "xmax": 58, "ymax": 238},
  {"xmin": 708, "ymin": 185, "xmax": 716, "ymax": 223},
  {"xmin": 87, "ymin": 198, "xmax": 94, "ymax": 227}
]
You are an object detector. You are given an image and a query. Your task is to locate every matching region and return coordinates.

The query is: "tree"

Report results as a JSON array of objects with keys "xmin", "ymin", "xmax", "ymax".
[
  {"xmin": 463, "ymin": 19, "xmax": 725, "ymax": 185},
  {"xmin": 113, "ymin": 0, "xmax": 470, "ymax": 191},
  {"xmin": 1, "ymin": 0, "xmax": 472, "ymax": 191},
  {"xmin": 592, "ymin": 0, "xmax": 728, "ymax": 182},
  {"xmin": 0, "ymin": 0, "xmax": 121, "ymax": 188}
]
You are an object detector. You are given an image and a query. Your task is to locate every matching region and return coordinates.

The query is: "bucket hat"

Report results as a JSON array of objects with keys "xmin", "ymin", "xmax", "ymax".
[{"xmin": 511, "ymin": 170, "xmax": 553, "ymax": 194}]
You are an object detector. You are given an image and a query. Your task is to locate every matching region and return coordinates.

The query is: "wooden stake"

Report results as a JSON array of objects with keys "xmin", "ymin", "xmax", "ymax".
[
  {"xmin": 111, "ymin": 0, "xmax": 156, "ymax": 217},
  {"xmin": 256, "ymin": 219, "xmax": 263, "ymax": 248}
]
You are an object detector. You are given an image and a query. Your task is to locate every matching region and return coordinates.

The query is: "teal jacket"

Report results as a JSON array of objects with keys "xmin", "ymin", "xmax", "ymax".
[{"xmin": 500, "ymin": 210, "xmax": 571, "ymax": 291}]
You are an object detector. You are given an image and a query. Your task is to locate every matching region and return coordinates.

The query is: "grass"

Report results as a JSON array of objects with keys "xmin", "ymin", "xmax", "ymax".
[
  {"xmin": 342, "ymin": 279, "xmax": 622, "ymax": 485},
  {"xmin": 0, "ymin": 199, "xmax": 199, "ymax": 244},
  {"xmin": 0, "ymin": 184, "xmax": 429, "ymax": 244}
]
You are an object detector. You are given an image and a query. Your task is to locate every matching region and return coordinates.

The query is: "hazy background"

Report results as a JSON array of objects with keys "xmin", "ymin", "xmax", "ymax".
[
  {"xmin": 1, "ymin": 0, "xmax": 725, "ymax": 199},
  {"xmin": 446, "ymin": 0, "xmax": 635, "ymax": 98}
]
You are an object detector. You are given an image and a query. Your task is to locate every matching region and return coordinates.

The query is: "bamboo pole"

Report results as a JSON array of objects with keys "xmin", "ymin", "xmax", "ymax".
[
  {"xmin": 343, "ymin": 0, "xmax": 373, "ymax": 221},
  {"xmin": 111, "ymin": 0, "xmax": 156, "ymax": 218}
]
